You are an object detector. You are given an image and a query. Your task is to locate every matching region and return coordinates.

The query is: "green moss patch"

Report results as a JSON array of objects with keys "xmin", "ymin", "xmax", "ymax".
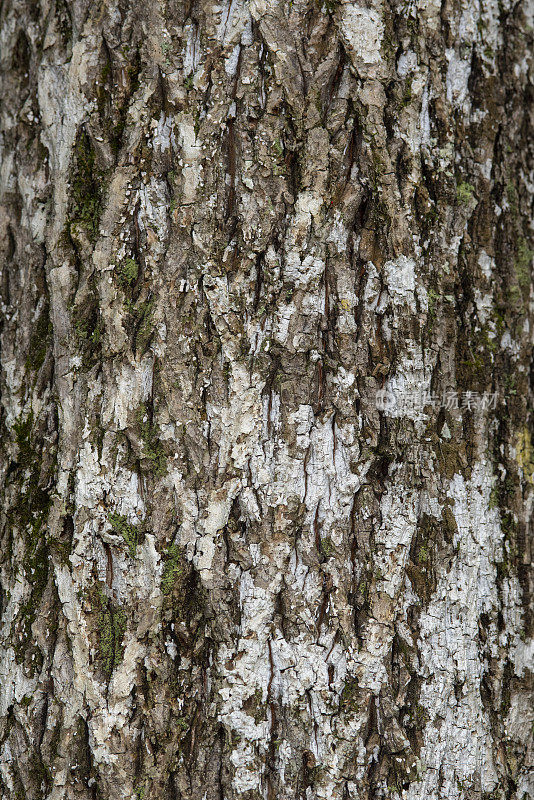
[
  {"xmin": 8, "ymin": 412, "xmax": 56, "ymax": 666},
  {"xmin": 123, "ymin": 297, "xmax": 155, "ymax": 356},
  {"xmin": 90, "ymin": 584, "xmax": 127, "ymax": 677},
  {"xmin": 515, "ymin": 238, "xmax": 533, "ymax": 293},
  {"xmin": 108, "ymin": 512, "xmax": 141, "ymax": 558},
  {"xmin": 340, "ymin": 677, "xmax": 360, "ymax": 712},
  {"xmin": 25, "ymin": 303, "xmax": 52, "ymax": 373},
  {"xmin": 117, "ymin": 257, "xmax": 139, "ymax": 288},
  {"xmin": 72, "ymin": 295, "xmax": 103, "ymax": 370},
  {"xmin": 161, "ymin": 542, "xmax": 183, "ymax": 595},
  {"xmin": 456, "ymin": 181, "xmax": 475, "ymax": 205},
  {"xmin": 68, "ymin": 129, "xmax": 104, "ymax": 242},
  {"xmin": 136, "ymin": 403, "xmax": 166, "ymax": 476}
]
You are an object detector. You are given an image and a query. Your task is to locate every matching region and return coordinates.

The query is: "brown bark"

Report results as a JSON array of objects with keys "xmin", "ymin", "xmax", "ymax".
[{"xmin": 0, "ymin": 0, "xmax": 533, "ymax": 799}]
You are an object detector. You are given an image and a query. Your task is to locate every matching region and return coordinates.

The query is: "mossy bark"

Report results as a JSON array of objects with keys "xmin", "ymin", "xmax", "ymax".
[{"xmin": 0, "ymin": 1, "xmax": 533, "ymax": 799}]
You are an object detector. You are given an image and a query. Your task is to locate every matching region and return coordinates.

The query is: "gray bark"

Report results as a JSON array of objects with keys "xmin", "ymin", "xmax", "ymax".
[{"xmin": 0, "ymin": 0, "xmax": 533, "ymax": 799}]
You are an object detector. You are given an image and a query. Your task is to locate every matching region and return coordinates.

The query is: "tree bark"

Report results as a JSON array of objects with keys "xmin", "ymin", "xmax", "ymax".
[{"xmin": 0, "ymin": 0, "xmax": 533, "ymax": 798}]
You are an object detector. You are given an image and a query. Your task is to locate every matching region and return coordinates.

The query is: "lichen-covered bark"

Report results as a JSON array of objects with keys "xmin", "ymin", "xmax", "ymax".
[{"xmin": 0, "ymin": 0, "xmax": 533, "ymax": 798}]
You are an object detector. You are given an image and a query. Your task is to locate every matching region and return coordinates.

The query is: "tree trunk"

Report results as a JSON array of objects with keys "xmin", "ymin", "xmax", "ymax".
[{"xmin": 0, "ymin": 0, "xmax": 532, "ymax": 798}]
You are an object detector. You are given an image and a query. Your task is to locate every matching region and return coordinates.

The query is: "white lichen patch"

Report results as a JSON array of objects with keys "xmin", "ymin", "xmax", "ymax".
[
  {"xmin": 340, "ymin": 3, "xmax": 384, "ymax": 66},
  {"xmin": 382, "ymin": 344, "xmax": 433, "ymax": 424},
  {"xmin": 409, "ymin": 462, "xmax": 504, "ymax": 799},
  {"xmin": 478, "ymin": 250, "xmax": 495, "ymax": 280},
  {"xmin": 473, "ymin": 288, "xmax": 494, "ymax": 326},
  {"xmin": 216, "ymin": 0, "xmax": 251, "ymax": 47},
  {"xmin": 177, "ymin": 119, "xmax": 203, "ymax": 204},
  {"xmin": 446, "ymin": 48, "xmax": 472, "ymax": 108},
  {"xmin": 383, "ymin": 255, "xmax": 428, "ymax": 312},
  {"xmin": 103, "ymin": 357, "xmax": 154, "ymax": 430}
]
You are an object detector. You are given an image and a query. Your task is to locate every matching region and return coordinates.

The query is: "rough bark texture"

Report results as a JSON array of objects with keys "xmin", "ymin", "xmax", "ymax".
[{"xmin": 0, "ymin": 0, "xmax": 533, "ymax": 798}]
